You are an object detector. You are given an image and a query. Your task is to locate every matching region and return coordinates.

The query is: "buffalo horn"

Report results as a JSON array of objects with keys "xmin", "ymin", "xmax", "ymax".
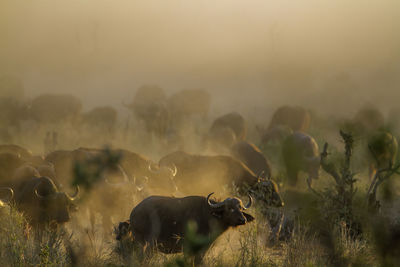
[
  {"xmin": 207, "ymin": 192, "xmax": 225, "ymax": 209},
  {"xmin": 66, "ymin": 185, "xmax": 80, "ymax": 201},
  {"xmin": 244, "ymin": 195, "xmax": 253, "ymax": 210},
  {"xmin": 0, "ymin": 187, "xmax": 14, "ymax": 202},
  {"xmin": 148, "ymin": 163, "xmax": 161, "ymax": 173}
]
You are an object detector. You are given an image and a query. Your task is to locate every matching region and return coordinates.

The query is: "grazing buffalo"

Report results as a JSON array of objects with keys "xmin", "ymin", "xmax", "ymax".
[
  {"xmin": 158, "ymin": 151, "xmax": 283, "ymax": 208},
  {"xmin": 230, "ymin": 141, "xmax": 272, "ymax": 179},
  {"xmin": 27, "ymin": 93, "xmax": 82, "ymax": 125},
  {"xmin": 368, "ymin": 131, "xmax": 398, "ymax": 180},
  {"xmin": 282, "ymin": 132, "xmax": 321, "ymax": 186},
  {"xmin": 210, "ymin": 112, "xmax": 247, "ymax": 141},
  {"xmin": 119, "ymin": 193, "xmax": 254, "ymax": 264},
  {"xmin": 125, "ymin": 85, "xmax": 169, "ymax": 139},
  {"xmin": 13, "ymin": 176, "xmax": 78, "ymax": 226}
]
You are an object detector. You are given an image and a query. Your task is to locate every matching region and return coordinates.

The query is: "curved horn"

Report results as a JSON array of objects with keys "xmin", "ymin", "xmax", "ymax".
[
  {"xmin": 148, "ymin": 163, "xmax": 161, "ymax": 174},
  {"xmin": 66, "ymin": 185, "xmax": 80, "ymax": 201},
  {"xmin": 206, "ymin": 192, "xmax": 225, "ymax": 209},
  {"xmin": 34, "ymin": 188, "xmax": 46, "ymax": 200},
  {"xmin": 168, "ymin": 163, "xmax": 177, "ymax": 177},
  {"xmin": 244, "ymin": 195, "xmax": 253, "ymax": 210},
  {"xmin": 0, "ymin": 187, "xmax": 14, "ymax": 203}
]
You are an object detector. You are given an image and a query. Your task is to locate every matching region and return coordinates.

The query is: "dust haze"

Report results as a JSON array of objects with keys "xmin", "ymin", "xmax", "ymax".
[{"xmin": 1, "ymin": 0, "xmax": 399, "ymax": 115}]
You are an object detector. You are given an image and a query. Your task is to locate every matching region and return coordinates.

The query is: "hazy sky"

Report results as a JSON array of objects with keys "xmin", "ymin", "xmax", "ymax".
[{"xmin": 1, "ymin": 0, "xmax": 399, "ymax": 113}]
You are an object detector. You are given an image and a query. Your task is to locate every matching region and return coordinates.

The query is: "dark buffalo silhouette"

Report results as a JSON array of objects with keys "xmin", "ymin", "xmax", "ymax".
[{"xmin": 118, "ymin": 193, "xmax": 254, "ymax": 264}]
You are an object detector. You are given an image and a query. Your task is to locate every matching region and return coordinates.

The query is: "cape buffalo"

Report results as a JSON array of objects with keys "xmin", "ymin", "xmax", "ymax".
[
  {"xmin": 125, "ymin": 85, "xmax": 170, "ymax": 139},
  {"xmin": 119, "ymin": 193, "xmax": 254, "ymax": 264},
  {"xmin": 282, "ymin": 132, "xmax": 321, "ymax": 186},
  {"xmin": 158, "ymin": 151, "xmax": 283, "ymax": 208}
]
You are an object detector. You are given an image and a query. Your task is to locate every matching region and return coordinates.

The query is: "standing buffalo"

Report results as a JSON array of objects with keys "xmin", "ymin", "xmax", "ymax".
[
  {"xmin": 125, "ymin": 85, "xmax": 169, "ymax": 139},
  {"xmin": 158, "ymin": 151, "xmax": 284, "ymax": 208},
  {"xmin": 282, "ymin": 132, "xmax": 321, "ymax": 186},
  {"xmin": 119, "ymin": 193, "xmax": 254, "ymax": 264},
  {"xmin": 230, "ymin": 141, "xmax": 272, "ymax": 179}
]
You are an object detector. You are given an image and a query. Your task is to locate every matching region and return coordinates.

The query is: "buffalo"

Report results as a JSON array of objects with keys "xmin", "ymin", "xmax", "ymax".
[
  {"xmin": 118, "ymin": 193, "xmax": 254, "ymax": 264},
  {"xmin": 158, "ymin": 151, "xmax": 283, "ymax": 208},
  {"xmin": 124, "ymin": 85, "xmax": 170, "ymax": 139},
  {"xmin": 282, "ymin": 132, "xmax": 321, "ymax": 186},
  {"xmin": 13, "ymin": 176, "xmax": 79, "ymax": 227}
]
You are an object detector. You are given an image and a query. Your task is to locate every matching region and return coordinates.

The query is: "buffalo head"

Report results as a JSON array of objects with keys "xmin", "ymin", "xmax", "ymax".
[
  {"xmin": 34, "ymin": 179, "xmax": 79, "ymax": 224},
  {"xmin": 207, "ymin": 192, "xmax": 254, "ymax": 226}
]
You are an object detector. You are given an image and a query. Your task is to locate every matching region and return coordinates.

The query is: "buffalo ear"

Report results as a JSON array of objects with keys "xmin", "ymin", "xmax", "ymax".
[
  {"xmin": 243, "ymin": 212, "xmax": 255, "ymax": 223},
  {"xmin": 211, "ymin": 210, "xmax": 224, "ymax": 219}
]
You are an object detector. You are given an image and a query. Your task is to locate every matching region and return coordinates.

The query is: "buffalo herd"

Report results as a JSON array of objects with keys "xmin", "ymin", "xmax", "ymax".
[{"xmin": 0, "ymin": 83, "xmax": 398, "ymax": 263}]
